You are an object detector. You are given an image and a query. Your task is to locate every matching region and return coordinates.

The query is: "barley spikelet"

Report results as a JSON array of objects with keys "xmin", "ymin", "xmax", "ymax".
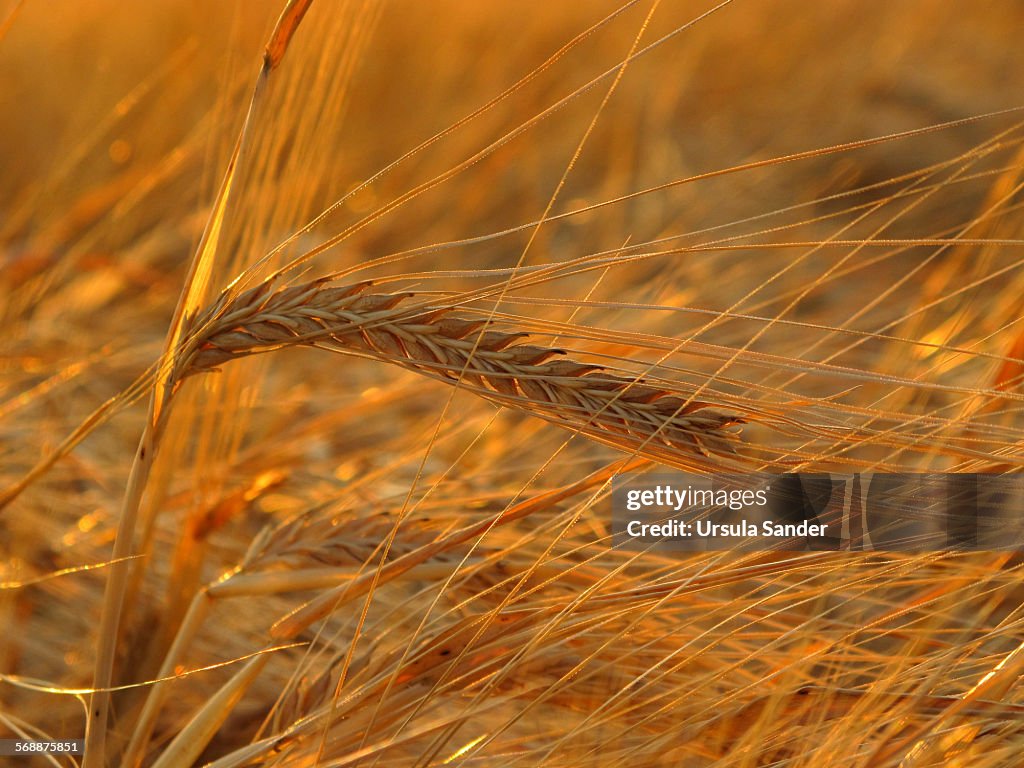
[{"xmin": 175, "ymin": 278, "xmax": 750, "ymax": 464}]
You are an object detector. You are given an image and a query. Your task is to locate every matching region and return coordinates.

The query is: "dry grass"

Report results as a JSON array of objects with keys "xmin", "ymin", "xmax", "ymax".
[{"xmin": 3, "ymin": 1, "xmax": 1024, "ymax": 767}]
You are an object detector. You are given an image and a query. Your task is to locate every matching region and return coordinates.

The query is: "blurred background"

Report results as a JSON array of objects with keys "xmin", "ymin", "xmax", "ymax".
[{"xmin": 3, "ymin": 2, "xmax": 1024, "ymax": 766}]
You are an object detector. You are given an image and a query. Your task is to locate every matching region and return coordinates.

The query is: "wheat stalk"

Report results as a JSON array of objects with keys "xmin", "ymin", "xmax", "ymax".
[{"xmin": 173, "ymin": 278, "xmax": 751, "ymax": 465}]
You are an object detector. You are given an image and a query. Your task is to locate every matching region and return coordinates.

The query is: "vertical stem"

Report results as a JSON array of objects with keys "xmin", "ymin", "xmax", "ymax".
[
  {"xmin": 80, "ymin": 7, "xmax": 313, "ymax": 762},
  {"xmin": 83, "ymin": 401, "xmax": 160, "ymax": 768}
]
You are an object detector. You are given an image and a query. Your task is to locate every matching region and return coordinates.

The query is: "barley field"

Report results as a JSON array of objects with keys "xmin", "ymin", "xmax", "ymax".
[{"xmin": 3, "ymin": 1, "xmax": 1024, "ymax": 766}]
